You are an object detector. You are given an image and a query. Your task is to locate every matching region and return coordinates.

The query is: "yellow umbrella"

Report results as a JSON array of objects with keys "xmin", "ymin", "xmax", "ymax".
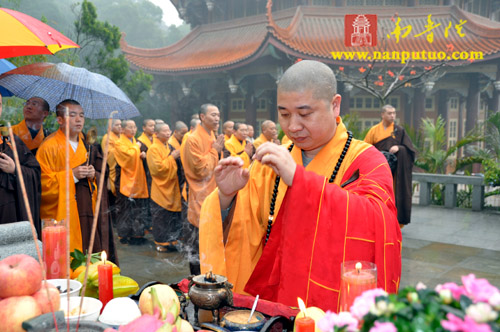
[{"xmin": 0, "ymin": 7, "xmax": 79, "ymax": 58}]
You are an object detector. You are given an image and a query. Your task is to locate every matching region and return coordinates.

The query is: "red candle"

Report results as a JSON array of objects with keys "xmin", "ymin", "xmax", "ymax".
[
  {"xmin": 339, "ymin": 261, "xmax": 377, "ymax": 312},
  {"xmin": 42, "ymin": 219, "xmax": 67, "ymax": 279},
  {"xmin": 295, "ymin": 316, "xmax": 315, "ymax": 332},
  {"xmin": 98, "ymin": 251, "xmax": 113, "ymax": 310}
]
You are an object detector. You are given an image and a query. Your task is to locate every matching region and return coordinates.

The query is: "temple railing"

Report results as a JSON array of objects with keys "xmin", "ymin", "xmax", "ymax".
[{"xmin": 412, "ymin": 173, "xmax": 485, "ymax": 211}]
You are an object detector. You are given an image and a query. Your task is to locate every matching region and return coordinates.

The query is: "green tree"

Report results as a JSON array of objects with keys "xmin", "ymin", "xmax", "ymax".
[
  {"xmin": 71, "ymin": 0, "xmax": 152, "ymax": 104},
  {"xmin": 414, "ymin": 115, "xmax": 483, "ymax": 174}
]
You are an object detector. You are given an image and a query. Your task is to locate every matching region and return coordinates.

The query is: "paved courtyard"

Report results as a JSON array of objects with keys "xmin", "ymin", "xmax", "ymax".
[{"xmin": 116, "ymin": 205, "xmax": 500, "ymax": 290}]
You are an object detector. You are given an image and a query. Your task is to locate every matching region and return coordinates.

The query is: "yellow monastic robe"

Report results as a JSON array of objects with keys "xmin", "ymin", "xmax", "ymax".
[
  {"xmin": 11, "ymin": 120, "xmax": 47, "ymax": 151},
  {"xmin": 168, "ymin": 136, "xmax": 182, "ymax": 151},
  {"xmin": 36, "ymin": 130, "xmax": 98, "ymax": 252},
  {"xmin": 101, "ymin": 132, "xmax": 120, "ymax": 195},
  {"xmin": 181, "ymin": 128, "xmax": 195, "ymax": 145},
  {"xmin": 364, "ymin": 121, "xmax": 394, "ymax": 145},
  {"xmin": 224, "ymin": 135, "xmax": 251, "ymax": 168},
  {"xmin": 147, "ymin": 140, "xmax": 181, "ymax": 212},
  {"xmin": 114, "ymin": 135, "xmax": 148, "ymax": 199},
  {"xmin": 180, "ymin": 125, "xmax": 219, "ymax": 227},
  {"xmin": 253, "ymin": 133, "xmax": 272, "ymax": 150},
  {"xmin": 137, "ymin": 132, "xmax": 153, "ymax": 149},
  {"xmin": 224, "ymin": 134, "xmax": 232, "ymax": 141},
  {"xmin": 281, "ymin": 134, "xmax": 291, "ymax": 145},
  {"xmin": 199, "ymin": 120, "xmax": 401, "ymax": 300}
]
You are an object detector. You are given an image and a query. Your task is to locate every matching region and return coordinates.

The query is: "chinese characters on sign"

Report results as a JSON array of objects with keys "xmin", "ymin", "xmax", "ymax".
[{"xmin": 387, "ymin": 14, "xmax": 467, "ymax": 44}]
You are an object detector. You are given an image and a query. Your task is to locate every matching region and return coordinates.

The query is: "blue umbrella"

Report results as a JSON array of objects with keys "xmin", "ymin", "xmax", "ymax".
[
  {"xmin": 0, "ymin": 62, "xmax": 140, "ymax": 119},
  {"xmin": 0, "ymin": 59, "xmax": 15, "ymax": 96}
]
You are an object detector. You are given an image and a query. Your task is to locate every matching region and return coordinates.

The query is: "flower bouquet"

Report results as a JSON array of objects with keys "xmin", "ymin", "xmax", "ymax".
[{"xmin": 319, "ymin": 274, "xmax": 500, "ymax": 332}]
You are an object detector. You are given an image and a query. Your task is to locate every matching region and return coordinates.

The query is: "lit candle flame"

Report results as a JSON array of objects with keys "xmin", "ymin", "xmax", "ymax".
[
  {"xmin": 355, "ymin": 262, "xmax": 362, "ymax": 274},
  {"xmin": 102, "ymin": 251, "xmax": 107, "ymax": 264},
  {"xmin": 297, "ymin": 297, "xmax": 307, "ymax": 316}
]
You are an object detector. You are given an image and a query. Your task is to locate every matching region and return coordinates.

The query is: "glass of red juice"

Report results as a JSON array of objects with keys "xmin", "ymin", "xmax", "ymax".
[{"xmin": 42, "ymin": 219, "xmax": 67, "ymax": 279}]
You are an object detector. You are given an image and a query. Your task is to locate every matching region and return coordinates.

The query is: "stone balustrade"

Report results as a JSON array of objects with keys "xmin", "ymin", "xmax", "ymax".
[{"xmin": 412, "ymin": 173, "xmax": 485, "ymax": 211}]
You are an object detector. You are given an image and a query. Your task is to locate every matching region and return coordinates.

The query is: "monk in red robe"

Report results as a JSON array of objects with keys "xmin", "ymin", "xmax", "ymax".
[
  {"xmin": 199, "ymin": 60, "xmax": 402, "ymax": 312},
  {"xmin": 11, "ymin": 97, "xmax": 51, "ymax": 155}
]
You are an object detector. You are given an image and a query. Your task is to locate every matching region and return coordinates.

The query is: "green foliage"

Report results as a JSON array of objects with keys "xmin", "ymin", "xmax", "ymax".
[
  {"xmin": 71, "ymin": 0, "xmax": 153, "ymax": 104},
  {"xmin": 123, "ymin": 69, "xmax": 154, "ymax": 104},
  {"xmin": 70, "ymin": 248, "xmax": 101, "ymax": 270},
  {"xmin": 341, "ymin": 112, "xmax": 370, "ymax": 140},
  {"xmin": 414, "ymin": 115, "xmax": 483, "ymax": 174}
]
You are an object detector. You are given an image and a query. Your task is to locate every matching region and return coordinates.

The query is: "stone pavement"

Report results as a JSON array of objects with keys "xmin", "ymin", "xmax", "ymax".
[{"xmin": 116, "ymin": 205, "xmax": 500, "ymax": 290}]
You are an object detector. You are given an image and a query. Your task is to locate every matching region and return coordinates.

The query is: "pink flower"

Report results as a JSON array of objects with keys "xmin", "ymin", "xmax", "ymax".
[
  {"xmin": 350, "ymin": 288, "xmax": 388, "ymax": 320},
  {"xmin": 318, "ymin": 311, "xmax": 358, "ymax": 332},
  {"xmin": 435, "ymin": 282, "xmax": 465, "ymax": 301},
  {"xmin": 441, "ymin": 313, "xmax": 493, "ymax": 332},
  {"xmin": 416, "ymin": 282, "xmax": 427, "ymax": 290},
  {"xmin": 369, "ymin": 321, "xmax": 397, "ymax": 332},
  {"xmin": 462, "ymin": 274, "xmax": 499, "ymax": 303}
]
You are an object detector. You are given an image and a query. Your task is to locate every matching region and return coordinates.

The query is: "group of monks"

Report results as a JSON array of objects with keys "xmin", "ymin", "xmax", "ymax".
[{"xmin": 0, "ymin": 60, "xmax": 409, "ymax": 312}]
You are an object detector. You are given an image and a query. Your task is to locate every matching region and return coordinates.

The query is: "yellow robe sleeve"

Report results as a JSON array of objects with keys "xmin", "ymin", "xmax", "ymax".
[
  {"xmin": 184, "ymin": 135, "xmax": 219, "ymax": 180},
  {"xmin": 147, "ymin": 143, "xmax": 181, "ymax": 212}
]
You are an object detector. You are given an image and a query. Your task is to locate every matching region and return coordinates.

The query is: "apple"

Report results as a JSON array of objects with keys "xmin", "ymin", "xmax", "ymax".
[
  {"xmin": 0, "ymin": 296, "xmax": 42, "ymax": 332},
  {"xmin": 0, "ymin": 254, "xmax": 43, "ymax": 297},
  {"xmin": 32, "ymin": 282, "xmax": 61, "ymax": 314}
]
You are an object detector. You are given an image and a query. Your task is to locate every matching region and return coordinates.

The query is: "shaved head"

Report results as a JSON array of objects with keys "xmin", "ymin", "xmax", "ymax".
[
  {"xmin": 155, "ymin": 122, "xmax": 167, "ymax": 133},
  {"xmin": 261, "ymin": 120, "xmax": 274, "ymax": 132},
  {"xmin": 190, "ymin": 118, "xmax": 201, "ymax": 129},
  {"xmin": 175, "ymin": 121, "xmax": 188, "ymax": 131},
  {"xmin": 278, "ymin": 60, "xmax": 337, "ymax": 102}
]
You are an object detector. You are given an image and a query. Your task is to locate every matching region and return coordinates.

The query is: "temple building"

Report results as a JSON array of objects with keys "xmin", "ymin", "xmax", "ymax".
[{"xmin": 121, "ymin": 0, "xmax": 500, "ymax": 152}]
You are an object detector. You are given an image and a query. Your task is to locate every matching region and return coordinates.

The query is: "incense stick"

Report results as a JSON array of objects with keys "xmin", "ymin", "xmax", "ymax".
[
  {"xmin": 76, "ymin": 111, "xmax": 117, "ymax": 331},
  {"xmin": 64, "ymin": 107, "xmax": 71, "ymax": 332},
  {"xmin": 7, "ymin": 123, "xmax": 60, "ymax": 331}
]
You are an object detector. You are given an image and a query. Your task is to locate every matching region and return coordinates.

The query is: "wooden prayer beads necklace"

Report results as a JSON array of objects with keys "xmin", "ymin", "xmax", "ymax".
[{"xmin": 265, "ymin": 131, "xmax": 353, "ymax": 245}]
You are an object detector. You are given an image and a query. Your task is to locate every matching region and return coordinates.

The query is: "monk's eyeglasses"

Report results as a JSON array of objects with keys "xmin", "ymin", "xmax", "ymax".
[{"xmin": 24, "ymin": 100, "xmax": 42, "ymax": 107}]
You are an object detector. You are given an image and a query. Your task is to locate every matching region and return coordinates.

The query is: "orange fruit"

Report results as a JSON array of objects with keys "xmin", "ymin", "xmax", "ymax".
[{"xmin": 71, "ymin": 265, "xmax": 86, "ymax": 279}]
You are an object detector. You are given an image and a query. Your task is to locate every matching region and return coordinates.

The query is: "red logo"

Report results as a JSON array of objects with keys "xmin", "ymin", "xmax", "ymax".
[{"xmin": 344, "ymin": 14, "xmax": 377, "ymax": 47}]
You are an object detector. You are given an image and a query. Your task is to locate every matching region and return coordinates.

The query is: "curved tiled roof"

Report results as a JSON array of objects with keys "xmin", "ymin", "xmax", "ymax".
[
  {"xmin": 267, "ymin": 5, "xmax": 500, "ymax": 64},
  {"xmin": 120, "ymin": 4, "xmax": 500, "ymax": 74}
]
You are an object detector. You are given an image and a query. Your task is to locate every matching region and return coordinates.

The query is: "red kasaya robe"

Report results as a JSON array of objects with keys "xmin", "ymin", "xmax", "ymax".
[{"xmin": 199, "ymin": 119, "xmax": 402, "ymax": 312}]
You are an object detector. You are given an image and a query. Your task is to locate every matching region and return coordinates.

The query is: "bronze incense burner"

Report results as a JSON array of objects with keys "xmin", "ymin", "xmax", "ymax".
[{"xmin": 188, "ymin": 271, "xmax": 233, "ymax": 325}]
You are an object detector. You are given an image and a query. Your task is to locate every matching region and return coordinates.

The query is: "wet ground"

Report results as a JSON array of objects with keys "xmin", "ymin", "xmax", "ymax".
[{"xmin": 116, "ymin": 205, "xmax": 500, "ymax": 290}]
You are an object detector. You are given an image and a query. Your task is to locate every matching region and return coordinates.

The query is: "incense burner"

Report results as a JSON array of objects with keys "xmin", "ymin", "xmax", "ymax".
[{"xmin": 188, "ymin": 271, "xmax": 233, "ymax": 325}]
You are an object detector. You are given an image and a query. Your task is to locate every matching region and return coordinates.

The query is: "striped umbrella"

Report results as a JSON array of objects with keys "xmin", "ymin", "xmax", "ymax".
[
  {"xmin": 0, "ymin": 62, "xmax": 140, "ymax": 119},
  {"xmin": 0, "ymin": 7, "xmax": 79, "ymax": 58}
]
